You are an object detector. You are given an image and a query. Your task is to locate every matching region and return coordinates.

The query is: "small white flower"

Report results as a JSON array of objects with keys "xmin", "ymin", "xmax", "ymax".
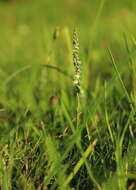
[
  {"xmin": 75, "ymin": 74, "xmax": 80, "ymax": 79},
  {"xmin": 73, "ymin": 80, "xmax": 79, "ymax": 85}
]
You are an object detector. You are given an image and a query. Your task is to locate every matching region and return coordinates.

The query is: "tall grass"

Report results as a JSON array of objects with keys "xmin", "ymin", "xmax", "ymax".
[{"xmin": 0, "ymin": 0, "xmax": 136, "ymax": 189}]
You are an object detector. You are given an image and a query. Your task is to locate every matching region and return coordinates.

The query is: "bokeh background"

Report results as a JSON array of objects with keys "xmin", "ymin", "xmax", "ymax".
[{"xmin": 0, "ymin": 0, "xmax": 136, "ymax": 116}]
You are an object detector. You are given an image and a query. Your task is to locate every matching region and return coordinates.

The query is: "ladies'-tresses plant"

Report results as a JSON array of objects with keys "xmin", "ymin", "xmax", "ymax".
[
  {"xmin": 72, "ymin": 29, "xmax": 84, "ymax": 128},
  {"xmin": 72, "ymin": 29, "xmax": 84, "ymax": 96}
]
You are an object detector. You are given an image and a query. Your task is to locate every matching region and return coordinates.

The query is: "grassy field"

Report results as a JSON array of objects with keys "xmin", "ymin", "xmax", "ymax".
[{"xmin": 0, "ymin": 0, "xmax": 136, "ymax": 189}]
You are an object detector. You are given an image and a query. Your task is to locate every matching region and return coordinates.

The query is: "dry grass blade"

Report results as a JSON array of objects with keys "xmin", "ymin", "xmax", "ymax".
[{"xmin": 62, "ymin": 139, "xmax": 98, "ymax": 189}]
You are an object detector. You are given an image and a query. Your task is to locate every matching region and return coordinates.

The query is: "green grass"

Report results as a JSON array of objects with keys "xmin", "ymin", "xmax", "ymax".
[{"xmin": 0, "ymin": 0, "xmax": 136, "ymax": 189}]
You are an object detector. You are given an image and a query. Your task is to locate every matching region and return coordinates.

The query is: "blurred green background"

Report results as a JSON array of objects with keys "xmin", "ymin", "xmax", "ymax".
[{"xmin": 0, "ymin": 0, "xmax": 136, "ymax": 115}]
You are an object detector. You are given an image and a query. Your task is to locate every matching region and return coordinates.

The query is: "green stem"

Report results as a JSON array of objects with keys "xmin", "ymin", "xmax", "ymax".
[{"xmin": 76, "ymin": 93, "xmax": 80, "ymax": 128}]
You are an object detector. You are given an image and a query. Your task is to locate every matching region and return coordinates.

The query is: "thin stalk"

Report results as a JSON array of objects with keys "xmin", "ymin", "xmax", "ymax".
[{"xmin": 76, "ymin": 93, "xmax": 80, "ymax": 128}]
